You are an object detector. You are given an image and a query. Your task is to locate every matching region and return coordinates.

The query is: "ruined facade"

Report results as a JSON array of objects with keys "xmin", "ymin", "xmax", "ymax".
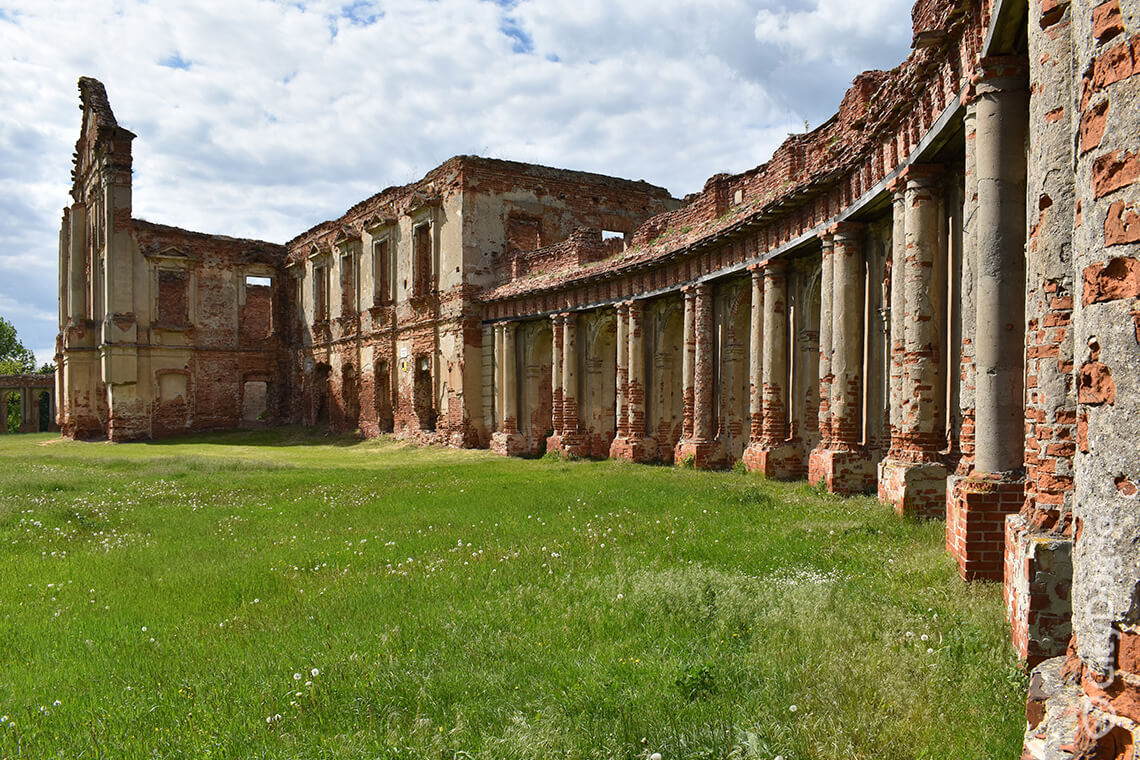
[{"xmin": 54, "ymin": 0, "xmax": 1140, "ymax": 755}]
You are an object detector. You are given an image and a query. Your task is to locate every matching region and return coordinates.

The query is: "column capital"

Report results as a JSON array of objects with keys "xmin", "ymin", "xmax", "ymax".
[
  {"xmin": 693, "ymin": 281, "xmax": 711, "ymax": 298},
  {"xmin": 828, "ymin": 220, "xmax": 864, "ymax": 241},
  {"xmin": 973, "ymin": 56, "xmax": 1029, "ymax": 93},
  {"xmin": 818, "ymin": 231, "xmax": 835, "ymax": 250},
  {"xmin": 761, "ymin": 257, "xmax": 788, "ymax": 275},
  {"xmin": 747, "ymin": 263, "xmax": 763, "ymax": 275},
  {"xmin": 901, "ymin": 163, "xmax": 944, "ymax": 186}
]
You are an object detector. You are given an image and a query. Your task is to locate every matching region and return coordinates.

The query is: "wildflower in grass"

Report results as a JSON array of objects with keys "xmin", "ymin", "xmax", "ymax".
[
  {"xmin": 311, "ymin": 668, "xmax": 319, "ymax": 677},
  {"xmin": 53, "ymin": 700, "xmax": 61, "ymax": 707},
  {"xmin": 789, "ymin": 704, "xmax": 797, "ymax": 713},
  {"xmin": 921, "ymin": 634, "xmax": 929, "ymax": 641},
  {"xmin": 294, "ymin": 673, "xmax": 302, "ymax": 681}
]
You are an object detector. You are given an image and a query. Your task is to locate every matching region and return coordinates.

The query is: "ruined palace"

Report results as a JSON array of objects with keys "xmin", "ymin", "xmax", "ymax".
[{"xmin": 52, "ymin": 0, "xmax": 1139, "ymax": 755}]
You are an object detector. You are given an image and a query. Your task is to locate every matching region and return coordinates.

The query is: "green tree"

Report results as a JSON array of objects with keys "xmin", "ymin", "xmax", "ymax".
[
  {"xmin": 1, "ymin": 316, "xmax": 38, "ymax": 432},
  {"xmin": 0, "ymin": 316, "xmax": 36, "ymax": 375}
]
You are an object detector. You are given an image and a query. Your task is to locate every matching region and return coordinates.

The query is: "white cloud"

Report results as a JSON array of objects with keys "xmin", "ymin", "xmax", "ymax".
[{"xmin": 0, "ymin": 0, "xmax": 914, "ymax": 360}]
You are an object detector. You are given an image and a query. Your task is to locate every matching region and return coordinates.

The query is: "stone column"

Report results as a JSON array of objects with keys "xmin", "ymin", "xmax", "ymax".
[
  {"xmin": 878, "ymin": 165, "xmax": 949, "ymax": 518},
  {"xmin": 491, "ymin": 322, "xmax": 525, "ymax": 456},
  {"xmin": 809, "ymin": 223, "xmax": 874, "ymax": 494},
  {"xmin": 744, "ymin": 260, "xmax": 800, "ymax": 477},
  {"xmin": 561, "ymin": 312, "xmax": 584, "ymax": 454},
  {"xmin": 946, "ymin": 92, "xmax": 979, "ymax": 573},
  {"xmin": 948, "ymin": 57, "xmax": 1028, "ymax": 582},
  {"xmin": 887, "ymin": 183, "xmax": 907, "ymax": 456},
  {"xmin": 550, "ymin": 314, "xmax": 564, "ymax": 440},
  {"xmin": 747, "ymin": 266, "xmax": 764, "ymax": 444},
  {"xmin": 693, "ymin": 284, "xmax": 714, "ymax": 444},
  {"xmin": 817, "ymin": 235, "xmax": 835, "ymax": 445},
  {"xmin": 494, "ymin": 324, "xmax": 505, "ymax": 429},
  {"xmin": 627, "ymin": 300, "xmax": 656, "ymax": 461},
  {"xmin": 830, "ymin": 223, "xmax": 866, "ymax": 451},
  {"xmin": 681, "ymin": 289, "xmax": 696, "ymax": 440},
  {"xmin": 614, "ymin": 303, "xmax": 629, "ymax": 441},
  {"xmin": 503, "ymin": 323, "xmax": 518, "ymax": 434},
  {"xmin": 675, "ymin": 283, "xmax": 720, "ymax": 468}
]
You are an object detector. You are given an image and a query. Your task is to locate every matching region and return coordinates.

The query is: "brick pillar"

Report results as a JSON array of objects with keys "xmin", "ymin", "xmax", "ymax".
[
  {"xmin": 1013, "ymin": 6, "xmax": 1140, "ymax": 755},
  {"xmin": 878, "ymin": 165, "xmax": 949, "ymax": 518},
  {"xmin": 490, "ymin": 322, "xmax": 525, "ymax": 457},
  {"xmin": 809, "ymin": 223, "xmax": 874, "ymax": 494},
  {"xmin": 540, "ymin": 314, "xmax": 563, "ymax": 451},
  {"xmin": 948, "ymin": 57, "xmax": 1028, "ymax": 582},
  {"xmin": 817, "ymin": 235, "xmax": 835, "ymax": 445},
  {"xmin": 675, "ymin": 283, "xmax": 720, "ymax": 468},
  {"xmin": 744, "ymin": 259, "xmax": 800, "ymax": 477}
]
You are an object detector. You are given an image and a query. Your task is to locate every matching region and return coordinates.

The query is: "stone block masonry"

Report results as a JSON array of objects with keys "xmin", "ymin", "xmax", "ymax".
[{"xmin": 54, "ymin": 1, "xmax": 1140, "ymax": 756}]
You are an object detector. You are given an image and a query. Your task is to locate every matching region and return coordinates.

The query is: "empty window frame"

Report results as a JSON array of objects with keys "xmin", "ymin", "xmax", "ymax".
[
  {"xmin": 413, "ymin": 224, "xmax": 432, "ymax": 297},
  {"xmin": 156, "ymin": 269, "xmax": 189, "ymax": 327},
  {"xmin": 241, "ymin": 274, "xmax": 273, "ymax": 340},
  {"xmin": 314, "ymin": 263, "xmax": 329, "ymax": 322},
  {"xmin": 373, "ymin": 238, "xmax": 392, "ymax": 306},
  {"xmin": 340, "ymin": 250, "xmax": 357, "ymax": 316}
]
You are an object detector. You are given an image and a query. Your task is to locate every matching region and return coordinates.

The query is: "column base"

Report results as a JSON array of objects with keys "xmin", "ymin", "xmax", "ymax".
[
  {"xmin": 808, "ymin": 446, "xmax": 875, "ymax": 495},
  {"xmin": 1021, "ymin": 652, "xmax": 1140, "ymax": 760},
  {"xmin": 877, "ymin": 458, "xmax": 948, "ymax": 519},
  {"xmin": 609, "ymin": 435, "xmax": 659, "ymax": 463},
  {"xmin": 674, "ymin": 438, "xmax": 724, "ymax": 470},
  {"xmin": 490, "ymin": 431, "xmax": 527, "ymax": 457},
  {"xmin": 1004, "ymin": 513, "xmax": 1073, "ymax": 667},
  {"xmin": 546, "ymin": 432, "xmax": 591, "ymax": 459},
  {"xmin": 742, "ymin": 442, "xmax": 803, "ymax": 479},
  {"xmin": 946, "ymin": 471, "xmax": 1024, "ymax": 581}
]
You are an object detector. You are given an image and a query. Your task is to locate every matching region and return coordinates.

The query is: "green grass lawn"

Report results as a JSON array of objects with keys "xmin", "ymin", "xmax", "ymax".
[{"xmin": 0, "ymin": 429, "xmax": 1026, "ymax": 759}]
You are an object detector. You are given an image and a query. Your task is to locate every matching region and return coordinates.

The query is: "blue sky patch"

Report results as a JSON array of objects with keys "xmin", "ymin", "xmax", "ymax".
[
  {"xmin": 499, "ymin": 15, "xmax": 533, "ymax": 54},
  {"xmin": 158, "ymin": 53, "xmax": 191, "ymax": 70}
]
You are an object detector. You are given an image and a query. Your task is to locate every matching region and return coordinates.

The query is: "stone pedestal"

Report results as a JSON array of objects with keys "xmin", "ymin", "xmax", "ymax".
[
  {"xmin": 878, "ymin": 459, "xmax": 948, "ymax": 518},
  {"xmin": 490, "ymin": 430, "xmax": 527, "ymax": 457},
  {"xmin": 808, "ymin": 447, "xmax": 875, "ymax": 494}
]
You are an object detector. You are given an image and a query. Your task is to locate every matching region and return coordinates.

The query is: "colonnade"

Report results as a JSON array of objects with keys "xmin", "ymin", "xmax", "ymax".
[
  {"xmin": 0, "ymin": 380, "xmax": 57, "ymax": 433},
  {"xmin": 486, "ymin": 58, "xmax": 1031, "ymax": 594}
]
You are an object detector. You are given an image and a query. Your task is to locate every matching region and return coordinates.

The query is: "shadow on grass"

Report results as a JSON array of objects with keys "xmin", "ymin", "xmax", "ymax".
[{"xmin": 138, "ymin": 425, "xmax": 376, "ymax": 449}]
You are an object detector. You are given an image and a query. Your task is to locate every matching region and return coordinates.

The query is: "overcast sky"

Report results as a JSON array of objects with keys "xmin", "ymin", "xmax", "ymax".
[{"xmin": 0, "ymin": 0, "xmax": 914, "ymax": 366}]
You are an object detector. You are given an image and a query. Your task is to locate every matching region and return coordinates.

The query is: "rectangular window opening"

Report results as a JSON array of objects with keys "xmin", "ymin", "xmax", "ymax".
[
  {"xmin": 374, "ymin": 239, "xmax": 390, "ymax": 306},
  {"xmin": 413, "ymin": 224, "xmax": 432, "ymax": 297}
]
